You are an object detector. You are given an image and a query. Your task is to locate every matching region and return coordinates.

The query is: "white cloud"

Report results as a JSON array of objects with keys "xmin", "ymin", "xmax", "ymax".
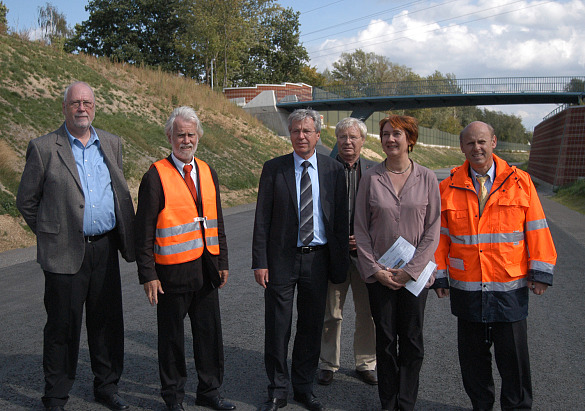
[{"xmin": 306, "ymin": 0, "xmax": 585, "ymax": 129}]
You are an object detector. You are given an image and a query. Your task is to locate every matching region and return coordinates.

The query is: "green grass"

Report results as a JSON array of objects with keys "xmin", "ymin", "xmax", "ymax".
[{"xmin": 553, "ymin": 179, "xmax": 585, "ymax": 214}]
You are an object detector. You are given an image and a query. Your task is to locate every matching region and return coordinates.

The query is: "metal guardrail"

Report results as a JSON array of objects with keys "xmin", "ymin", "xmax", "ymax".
[{"xmin": 313, "ymin": 77, "xmax": 585, "ymax": 100}]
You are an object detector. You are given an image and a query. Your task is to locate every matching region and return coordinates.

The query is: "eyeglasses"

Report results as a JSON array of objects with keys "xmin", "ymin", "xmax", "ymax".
[
  {"xmin": 68, "ymin": 100, "xmax": 95, "ymax": 109},
  {"xmin": 291, "ymin": 129, "xmax": 316, "ymax": 136}
]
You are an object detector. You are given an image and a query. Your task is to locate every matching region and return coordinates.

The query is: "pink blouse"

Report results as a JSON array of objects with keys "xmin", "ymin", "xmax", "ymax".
[{"xmin": 354, "ymin": 161, "xmax": 441, "ymax": 285}]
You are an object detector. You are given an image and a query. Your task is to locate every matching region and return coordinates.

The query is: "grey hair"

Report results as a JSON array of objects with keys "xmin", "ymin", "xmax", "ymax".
[
  {"xmin": 63, "ymin": 81, "xmax": 95, "ymax": 102},
  {"xmin": 335, "ymin": 117, "xmax": 367, "ymax": 139},
  {"xmin": 287, "ymin": 109, "xmax": 321, "ymax": 133},
  {"xmin": 459, "ymin": 121, "xmax": 495, "ymax": 143},
  {"xmin": 165, "ymin": 106, "xmax": 204, "ymax": 138}
]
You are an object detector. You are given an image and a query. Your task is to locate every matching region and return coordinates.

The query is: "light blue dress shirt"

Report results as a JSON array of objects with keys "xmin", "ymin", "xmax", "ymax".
[
  {"xmin": 470, "ymin": 161, "xmax": 496, "ymax": 196},
  {"xmin": 66, "ymin": 126, "xmax": 116, "ymax": 236},
  {"xmin": 293, "ymin": 151, "xmax": 327, "ymax": 246}
]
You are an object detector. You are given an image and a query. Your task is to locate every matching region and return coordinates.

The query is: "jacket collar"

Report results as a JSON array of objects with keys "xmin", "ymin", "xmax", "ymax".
[{"xmin": 449, "ymin": 154, "xmax": 515, "ymax": 189}]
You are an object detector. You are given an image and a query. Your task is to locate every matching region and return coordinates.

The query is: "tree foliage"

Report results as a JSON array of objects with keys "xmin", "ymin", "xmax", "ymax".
[
  {"xmin": 564, "ymin": 78, "xmax": 585, "ymax": 92},
  {"xmin": 323, "ymin": 49, "xmax": 530, "ymax": 142},
  {"xmin": 65, "ymin": 0, "xmax": 308, "ymax": 88},
  {"xmin": 234, "ymin": 5, "xmax": 308, "ymax": 86},
  {"xmin": 37, "ymin": 2, "xmax": 72, "ymax": 46},
  {"xmin": 331, "ymin": 49, "xmax": 415, "ymax": 84},
  {"xmin": 65, "ymin": 0, "xmax": 181, "ymax": 72},
  {"xmin": 0, "ymin": 1, "xmax": 8, "ymax": 35}
]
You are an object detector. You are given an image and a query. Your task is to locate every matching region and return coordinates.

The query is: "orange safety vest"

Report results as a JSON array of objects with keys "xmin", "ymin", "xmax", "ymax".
[
  {"xmin": 434, "ymin": 154, "xmax": 556, "ymax": 322},
  {"xmin": 152, "ymin": 158, "xmax": 220, "ymax": 265}
]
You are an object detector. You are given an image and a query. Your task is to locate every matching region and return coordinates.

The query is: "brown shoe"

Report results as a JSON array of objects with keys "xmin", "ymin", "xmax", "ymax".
[
  {"xmin": 316, "ymin": 369, "xmax": 334, "ymax": 385},
  {"xmin": 356, "ymin": 369, "xmax": 378, "ymax": 385}
]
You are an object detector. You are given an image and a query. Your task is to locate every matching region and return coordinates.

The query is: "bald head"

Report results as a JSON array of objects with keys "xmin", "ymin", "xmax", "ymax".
[{"xmin": 459, "ymin": 121, "xmax": 497, "ymax": 175}]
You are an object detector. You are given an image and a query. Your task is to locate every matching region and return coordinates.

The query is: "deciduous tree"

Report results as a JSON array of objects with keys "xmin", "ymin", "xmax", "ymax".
[{"xmin": 0, "ymin": 1, "xmax": 8, "ymax": 34}]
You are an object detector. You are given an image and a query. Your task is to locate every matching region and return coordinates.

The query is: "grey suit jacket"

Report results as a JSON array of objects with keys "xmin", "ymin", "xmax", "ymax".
[
  {"xmin": 16, "ymin": 123, "xmax": 136, "ymax": 274},
  {"xmin": 252, "ymin": 152, "xmax": 349, "ymax": 284}
]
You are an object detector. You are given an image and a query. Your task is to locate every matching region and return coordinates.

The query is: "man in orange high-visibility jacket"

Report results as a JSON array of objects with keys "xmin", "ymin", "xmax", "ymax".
[
  {"xmin": 434, "ymin": 121, "xmax": 556, "ymax": 411},
  {"xmin": 135, "ymin": 106, "xmax": 236, "ymax": 411}
]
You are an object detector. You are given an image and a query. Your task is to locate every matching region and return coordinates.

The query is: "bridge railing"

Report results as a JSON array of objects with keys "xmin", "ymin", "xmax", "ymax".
[{"xmin": 312, "ymin": 77, "xmax": 585, "ymax": 100}]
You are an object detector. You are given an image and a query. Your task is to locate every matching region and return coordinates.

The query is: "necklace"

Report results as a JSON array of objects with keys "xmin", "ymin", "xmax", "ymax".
[{"xmin": 385, "ymin": 159, "xmax": 411, "ymax": 175}]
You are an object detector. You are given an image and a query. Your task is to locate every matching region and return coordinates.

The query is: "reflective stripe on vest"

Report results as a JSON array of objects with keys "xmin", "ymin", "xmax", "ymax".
[{"xmin": 153, "ymin": 158, "xmax": 220, "ymax": 265}]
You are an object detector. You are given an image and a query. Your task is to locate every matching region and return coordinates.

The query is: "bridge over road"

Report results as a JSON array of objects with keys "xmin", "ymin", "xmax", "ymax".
[{"xmin": 277, "ymin": 76, "xmax": 585, "ymax": 120}]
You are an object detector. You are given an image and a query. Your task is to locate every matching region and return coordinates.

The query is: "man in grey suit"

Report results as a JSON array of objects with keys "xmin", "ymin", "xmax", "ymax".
[
  {"xmin": 252, "ymin": 109, "xmax": 349, "ymax": 411},
  {"xmin": 317, "ymin": 118, "xmax": 378, "ymax": 387},
  {"xmin": 16, "ymin": 81, "xmax": 135, "ymax": 411}
]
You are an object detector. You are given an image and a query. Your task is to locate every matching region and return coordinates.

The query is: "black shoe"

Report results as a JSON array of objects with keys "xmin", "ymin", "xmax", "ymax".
[
  {"xmin": 259, "ymin": 397, "xmax": 287, "ymax": 411},
  {"xmin": 166, "ymin": 404, "xmax": 184, "ymax": 411},
  {"xmin": 293, "ymin": 392, "xmax": 323, "ymax": 411},
  {"xmin": 316, "ymin": 369, "xmax": 334, "ymax": 386},
  {"xmin": 45, "ymin": 407, "xmax": 65, "ymax": 411},
  {"xmin": 356, "ymin": 369, "xmax": 378, "ymax": 385},
  {"xmin": 95, "ymin": 393, "xmax": 130, "ymax": 410},
  {"xmin": 195, "ymin": 395, "xmax": 236, "ymax": 410}
]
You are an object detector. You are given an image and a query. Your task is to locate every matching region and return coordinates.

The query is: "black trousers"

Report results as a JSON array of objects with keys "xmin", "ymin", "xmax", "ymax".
[
  {"xmin": 156, "ymin": 281, "xmax": 224, "ymax": 406},
  {"xmin": 458, "ymin": 318, "xmax": 532, "ymax": 411},
  {"xmin": 264, "ymin": 248, "xmax": 329, "ymax": 399},
  {"xmin": 42, "ymin": 233, "xmax": 124, "ymax": 408},
  {"xmin": 367, "ymin": 282, "xmax": 428, "ymax": 411}
]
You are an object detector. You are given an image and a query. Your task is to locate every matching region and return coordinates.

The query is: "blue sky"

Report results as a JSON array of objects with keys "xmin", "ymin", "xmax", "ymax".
[{"xmin": 4, "ymin": 0, "xmax": 584, "ymax": 130}]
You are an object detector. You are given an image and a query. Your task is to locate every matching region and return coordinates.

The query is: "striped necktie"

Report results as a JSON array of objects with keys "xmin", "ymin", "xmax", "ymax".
[
  {"xmin": 299, "ymin": 161, "xmax": 314, "ymax": 246},
  {"xmin": 476, "ymin": 175, "xmax": 489, "ymax": 215}
]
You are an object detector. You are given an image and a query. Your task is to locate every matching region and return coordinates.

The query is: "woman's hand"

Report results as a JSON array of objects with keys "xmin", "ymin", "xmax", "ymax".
[
  {"xmin": 373, "ymin": 269, "xmax": 405, "ymax": 290},
  {"xmin": 387, "ymin": 268, "xmax": 411, "ymax": 285}
]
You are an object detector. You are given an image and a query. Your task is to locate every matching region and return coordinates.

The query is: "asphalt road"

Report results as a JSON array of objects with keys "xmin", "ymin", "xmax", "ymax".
[{"xmin": 1, "ymin": 192, "xmax": 584, "ymax": 410}]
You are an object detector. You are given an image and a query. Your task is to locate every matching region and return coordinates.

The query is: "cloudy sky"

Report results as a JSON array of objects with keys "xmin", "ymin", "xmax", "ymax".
[{"xmin": 4, "ymin": 0, "xmax": 585, "ymax": 130}]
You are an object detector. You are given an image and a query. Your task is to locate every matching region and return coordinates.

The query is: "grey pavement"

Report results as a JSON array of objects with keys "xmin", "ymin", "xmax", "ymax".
[{"xmin": 1, "ymin": 171, "xmax": 584, "ymax": 411}]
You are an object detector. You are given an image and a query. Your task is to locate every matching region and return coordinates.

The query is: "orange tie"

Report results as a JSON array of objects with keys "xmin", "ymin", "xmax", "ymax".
[
  {"xmin": 183, "ymin": 164, "xmax": 197, "ymax": 203},
  {"xmin": 476, "ymin": 175, "xmax": 489, "ymax": 215}
]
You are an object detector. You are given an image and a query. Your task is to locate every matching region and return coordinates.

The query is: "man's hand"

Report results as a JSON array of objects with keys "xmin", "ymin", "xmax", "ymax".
[
  {"xmin": 349, "ymin": 235, "xmax": 357, "ymax": 252},
  {"xmin": 254, "ymin": 268, "xmax": 269, "ymax": 288},
  {"xmin": 527, "ymin": 280, "xmax": 548, "ymax": 296},
  {"xmin": 434, "ymin": 288, "xmax": 450, "ymax": 298},
  {"xmin": 143, "ymin": 280, "xmax": 164, "ymax": 305},
  {"xmin": 373, "ymin": 269, "xmax": 404, "ymax": 290},
  {"xmin": 219, "ymin": 270, "xmax": 229, "ymax": 289}
]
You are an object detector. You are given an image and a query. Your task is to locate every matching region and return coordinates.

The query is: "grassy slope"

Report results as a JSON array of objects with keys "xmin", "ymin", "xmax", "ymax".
[
  {"xmin": 0, "ymin": 34, "xmax": 537, "ymax": 251},
  {"xmin": 0, "ymin": 34, "xmax": 291, "ymax": 250}
]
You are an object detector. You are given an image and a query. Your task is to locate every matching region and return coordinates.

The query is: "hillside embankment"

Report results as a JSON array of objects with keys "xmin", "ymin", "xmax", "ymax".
[{"xmin": 0, "ymin": 34, "xmax": 529, "ymax": 253}]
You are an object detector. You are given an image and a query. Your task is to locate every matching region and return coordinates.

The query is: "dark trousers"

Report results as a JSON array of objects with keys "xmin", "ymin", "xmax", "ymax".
[
  {"xmin": 42, "ymin": 233, "xmax": 124, "ymax": 408},
  {"xmin": 264, "ymin": 248, "xmax": 329, "ymax": 399},
  {"xmin": 367, "ymin": 282, "xmax": 428, "ymax": 411},
  {"xmin": 157, "ymin": 282, "xmax": 224, "ymax": 406},
  {"xmin": 458, "ymin": 318, "xmax": 532, "ymax": 411}
]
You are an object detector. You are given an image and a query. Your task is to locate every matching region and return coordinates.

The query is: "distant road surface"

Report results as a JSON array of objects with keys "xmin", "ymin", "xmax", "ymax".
[{"xmin": 1, "ymin": 174, "xmax": 584, "ymax": 410}]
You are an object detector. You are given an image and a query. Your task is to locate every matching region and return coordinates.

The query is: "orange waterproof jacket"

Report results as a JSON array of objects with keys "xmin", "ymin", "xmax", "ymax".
[
  {"xmin": 152, "ymin": 158, "xmax": 219, "ymax": 265},
  {"xmin": 434, "ymin": 154, "xmax": 556, "ymax": 322}
]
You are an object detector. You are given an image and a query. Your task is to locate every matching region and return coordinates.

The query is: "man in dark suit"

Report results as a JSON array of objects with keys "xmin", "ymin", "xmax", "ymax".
[
  {"xmin": 135, "ymin": 106, "xmax": 235, "ymax": 411},
  {"xmin": 16, "ymin": 81, "xmax": 135, "ymax": 411},
  {"xmin": 252, "ymin": 109, "xmax": 349, "ymax": 411},
  {"xmin": 317, "ymin": 118, "xmax": 378, "ymax": 387}
]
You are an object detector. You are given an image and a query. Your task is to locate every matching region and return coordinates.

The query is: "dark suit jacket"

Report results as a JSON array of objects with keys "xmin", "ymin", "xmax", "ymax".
[
  {"xmin": 134, "ymin": 155, "xmax": 228, "ymax": 292},
  {"xmin": 16, "ymin": 123, "xmax": 135, "ymax": 274},
  {"xmin": 252, "ymin": 152, "xmax": 349, "ymax": 284}
]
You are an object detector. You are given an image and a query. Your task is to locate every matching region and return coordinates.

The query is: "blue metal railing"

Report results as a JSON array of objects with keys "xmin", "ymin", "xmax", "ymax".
[{"xmin": 312, "ymin": 76, "xmax": 585, "ymax": 100}]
